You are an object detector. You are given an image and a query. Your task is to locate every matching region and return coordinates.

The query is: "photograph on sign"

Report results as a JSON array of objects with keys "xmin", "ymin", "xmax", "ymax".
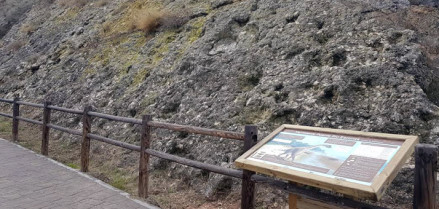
[{"xmin": 235, "ymin": 125, "xmax": 418, "ymax": 200}]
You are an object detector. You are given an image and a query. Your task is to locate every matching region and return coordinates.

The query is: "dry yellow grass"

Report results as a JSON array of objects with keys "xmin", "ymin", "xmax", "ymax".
[
  {"xmin": 20, "ymin": 23, "xmax": 37, "ymax": 35},
  {"xmin": 7, "ymin": 40, "xmax": 26, "ymax": 52},
  {"xmin": 130, "ymin": 8, "xmax": 190, "ymax": 35},
  {"xmin": 58, "ymin": 0, "xmax": 88, "ymax": 8},
  {"xmin": 95, "ymin": 0, "xmax": 109, "ymax": 7},
  {"xmin": 131, "ymin": 8, "xmax": 165, "ymax": 34}
]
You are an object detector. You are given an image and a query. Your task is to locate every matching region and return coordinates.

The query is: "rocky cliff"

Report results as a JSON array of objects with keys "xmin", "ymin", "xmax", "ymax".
[{"xmin": 1, "ymin": 0, "xmax": 438, "ymax": 207}]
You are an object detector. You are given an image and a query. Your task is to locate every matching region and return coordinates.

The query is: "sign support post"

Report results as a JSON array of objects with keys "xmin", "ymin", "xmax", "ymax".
[
  {"xmin": 288, "ymin": 186, "xmax": 298, "ymax": 209},
  {"xmin": 414, "ymin": 144, "xmax": 437, "ymax": 209}
]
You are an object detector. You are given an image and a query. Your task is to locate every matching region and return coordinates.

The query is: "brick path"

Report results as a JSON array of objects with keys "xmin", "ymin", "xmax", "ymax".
[{"xmin": 0, "ymin": 138, "xmax": 158, "ymax": 209}]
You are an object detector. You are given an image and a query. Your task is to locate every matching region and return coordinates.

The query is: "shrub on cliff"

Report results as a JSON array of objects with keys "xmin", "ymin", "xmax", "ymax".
[
  {"xmin": 58, "ymin": 0, "xmax": 88, "ymax": 8},
  {"xmin": 20, "ymin": 23, "xmax": 37, "ymax": 35},
  {"xmin": 131, "ymin": 8, "xmax": 189, "ymax": 35},
  {"xmin": 7, "ymin": 40, "xmax": 26, "ymax": 52}
]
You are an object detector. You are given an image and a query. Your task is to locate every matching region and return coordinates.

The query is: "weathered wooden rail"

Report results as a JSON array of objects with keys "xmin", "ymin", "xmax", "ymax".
[{"xmin": 0, "ymin": 97, "xmax": 436, "ymax": 209}]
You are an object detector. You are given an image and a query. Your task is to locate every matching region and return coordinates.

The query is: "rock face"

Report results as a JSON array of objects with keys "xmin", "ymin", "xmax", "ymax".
[
  {"xmin": 0, "ymin": 0, "xmax": 438, "ymax": 206},
  {"xmin": 409, "ymin": 0, "xmax": 439, "ymax": 7},
  {"xmin": 0, "ymin": 0, "xmax": 37, "ymax": 38}
]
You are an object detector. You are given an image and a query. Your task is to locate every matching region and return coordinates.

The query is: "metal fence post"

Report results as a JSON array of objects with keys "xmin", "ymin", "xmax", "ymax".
[
  {"xmin": 80, "ymin": 106, "xmax": 92, "ymax": 172},
  {"xmin": 139, "ymin": 115, "xmax": 152, "ymax": 198},
  {"xmin": 241, "ymin": 125, "xmax": 258, "ymax": 209},
  {"xmin": 12, "ymin": 97, "xmax": 20, "ymax": 142},
  {"xmin": 414, "ymin": 144, "xmax": 437, "ymax": 209},
  {"xmin": 41, "ymin": 101, "xmax": 52, "ymax": 156}
]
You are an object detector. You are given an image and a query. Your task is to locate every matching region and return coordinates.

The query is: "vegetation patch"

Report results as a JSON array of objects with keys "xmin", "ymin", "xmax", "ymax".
[
  {"xmin": 0, "ymin": 119, "xmax": 11, "ymax": 133},
  {"xmin": 91, "ymin": 47, "xmax": 112, "ymax": 66},
  {"xmin": 55, "ymin": 8, "xmax": 80, "ymax": 24},
  {"xmin": 89, "ymin": 159, "xmax": 136, "ymax": 193},
  {"xmin": 188, "ymin": 17, "xmax": 207, "ymax": 43},
  {"xmin": 131, "ymin": 68, "xmax": 150, "ymax": 87},
  {"xmin": 235, "ymin": 106, "xmax": 272, "ymax": 125},
  {"xmin": 58, "ymin": 0, "xmax": 88, "ymax": 8},
  {"xmin": 95, "ymin": 0, "xmax": 110, "ymax": 7},
  {"xmin": 238, "ymin": 70, "xmax": 263, "ymax": 91},
  {"xmin": 132, "ymin": 8, "xmax": 164, "ymax": 34},
  {"xmin": 131, "ymin": 8, "xmax": 189, "ymax": 36},
  {"xmin": 80, "ymin": 68, "xmax": 97, "ymax": 80},
  {"xmin": 7, "ymin": 40, "xmax": 26, "ymax": 52},
  {"xmin": 170, "ymin": 16, "xmax": 208, "ymax": 70},
  {"xmin": 98, "ymin": 0, "xmax": 188, "ymax": 37},
  {"xmin": 20, "ymin": 23, "xmax": 38, "ymax": 35},
  {"xmin": 141, "ymin": 92, "xmax": 158, "ymax": 108},
  {"xmin": 88, "ymin": 34, "xmax": 146, "ymax": 82},
  {"xmin": 66, "ymin": 162, "xmax": 79, "ymax": 169},
  {"xmin": 150, "ymin": 30, "xmax": 177, "ymax": 65},
  {"xmin": 110, "ymin": 172, "xmax": 129, "ymax": 190}
]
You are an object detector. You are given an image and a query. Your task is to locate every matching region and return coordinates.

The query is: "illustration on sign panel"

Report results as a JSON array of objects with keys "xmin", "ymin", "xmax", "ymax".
[{"xmin": 248, "ymin": 129, "xmax": 403, "ymax": 185}]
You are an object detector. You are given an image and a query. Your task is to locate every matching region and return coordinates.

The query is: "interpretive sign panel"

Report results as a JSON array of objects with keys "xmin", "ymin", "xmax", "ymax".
[{"xmin": 235, "ymin": 125, "xmax": 418, "ymax": 200}]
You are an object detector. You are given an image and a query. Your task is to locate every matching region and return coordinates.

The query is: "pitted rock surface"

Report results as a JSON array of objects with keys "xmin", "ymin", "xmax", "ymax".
[{"xmin": 0, "ymin": 0, "xmax": 438, "ymax": 206}]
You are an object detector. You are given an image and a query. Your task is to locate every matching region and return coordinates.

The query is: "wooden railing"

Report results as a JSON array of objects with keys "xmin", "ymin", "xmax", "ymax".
[{"xmin": 0, "ymin": 97, "xmax": 435, "ymax": 209}]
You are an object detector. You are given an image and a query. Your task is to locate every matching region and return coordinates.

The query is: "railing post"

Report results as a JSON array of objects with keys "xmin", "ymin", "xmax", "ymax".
[
  {"xmin": 12, "ymin": 97, "xmax": 20, "ymax": 142},
  {"xmin": 241, "ymin": 125, "xmax": 258, "ymax": 209},
  {"xmin": 80, "ymin": 106, "xmax": 92, "ymax": 172},
  {"xmin": 139, "ymin": 114, "xmax": 152, "ymax": 198},
  {"xmin": 41, "ymin": 101, "xmax": 51, "ymax": 156},
  {"xmin": 414, "ymin": 144, "xmax": 437, "ymax": 209}
]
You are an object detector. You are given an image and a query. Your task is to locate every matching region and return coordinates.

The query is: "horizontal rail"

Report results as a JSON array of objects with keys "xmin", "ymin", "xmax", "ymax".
[
  {"xmin": 0, "ymin": 98, "xmax": 13, "ymax": 103},
  {"xmin": 87, "ymin": 133, "xmax": 243, "ymax": 178},
  {"xmin": 251, "ymin": 175, "xmax": 385, "ymax": 209},
  {"xmin": 0, "ymin": 112, "xmax": 13, "ymax": 118},
  {"xmin": 16, "ymin": 116, "xmax": 43, "ymax": 125},
  {"xmin": 16, "ymin": 101, "xmax": 44, "ymax": 108},
  {"xmin": 88, "ymin": 133, "xmax": 141, "ymax": 151},
  {"xmin": 2, "ymin": 98, "xmax": 244, "ymax": 140},
  {"xmin": 145, "ymin": 149, "xmax": 244, "ymax": 179},
  {"xmin": 88, "ymin": 111, "xmax": 142, "ymax": 124},
  {"xmin": 148, "ymin": 121, "xmax": 245, "ymax": 140},
  {"xmin": 87, "ymin": 111, "xmax": 244, "ymax": 140},
  {"xmin": 48, "ymin": 105, "xmax": 82, "ymax": 115},
  {"xmin": 47, "ymin": 124, "xmax": 82, "ymax": 136}
]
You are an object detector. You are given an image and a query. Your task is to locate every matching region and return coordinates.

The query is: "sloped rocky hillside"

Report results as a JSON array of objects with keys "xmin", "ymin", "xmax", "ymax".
[{"xmin": 0, "ymin": 0, "xmax": 438, "ymax": 208}]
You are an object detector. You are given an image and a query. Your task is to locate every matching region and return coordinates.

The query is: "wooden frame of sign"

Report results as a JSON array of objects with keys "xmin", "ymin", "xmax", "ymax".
[{"xmin": 235, "ymin": 124, "xmax": 418, "ymax": 200}]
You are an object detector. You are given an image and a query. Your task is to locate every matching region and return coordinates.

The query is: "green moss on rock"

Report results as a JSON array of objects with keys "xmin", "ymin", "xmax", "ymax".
[
  {"xmin": 235, "ymin": 107, "xmax": 272, "ymax": 125},
  {"xmin": 141, "ymin": 92, "xmax": 158, "ymax": 107},
  {"xmin": 131, "ymin": 68, "xmax": 150, "ymax": 87},
  {"xmin": 151, "ymin": 30, "xmax": 177, "ymax": 65},
  {"xmin": 80, "ymin": 68, "xmax": 97, "ymax": 80},
  {"xmin": 188, "ymin": 17, "xmax": 206, "ymax": 43},
  {"xmin": 55, "ymin": 8, "xmax": 79, "ymax": 24}
]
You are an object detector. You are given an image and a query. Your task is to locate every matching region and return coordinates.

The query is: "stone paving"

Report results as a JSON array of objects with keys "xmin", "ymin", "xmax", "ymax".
[{"xmin": 0, "ymin": 138, "xmax": 158, "ymax": 209}]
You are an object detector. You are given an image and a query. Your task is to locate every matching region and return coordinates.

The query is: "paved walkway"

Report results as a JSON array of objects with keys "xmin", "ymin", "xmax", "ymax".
[{"xmin": 0, "ymin": 138, "xmax": 158, "ymax": 209}]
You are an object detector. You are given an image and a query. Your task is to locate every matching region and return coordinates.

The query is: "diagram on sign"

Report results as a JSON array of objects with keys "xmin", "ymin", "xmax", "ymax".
[{"xmin": 248, "ymin": 129, "xmax": 402, "ymax": 185}]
